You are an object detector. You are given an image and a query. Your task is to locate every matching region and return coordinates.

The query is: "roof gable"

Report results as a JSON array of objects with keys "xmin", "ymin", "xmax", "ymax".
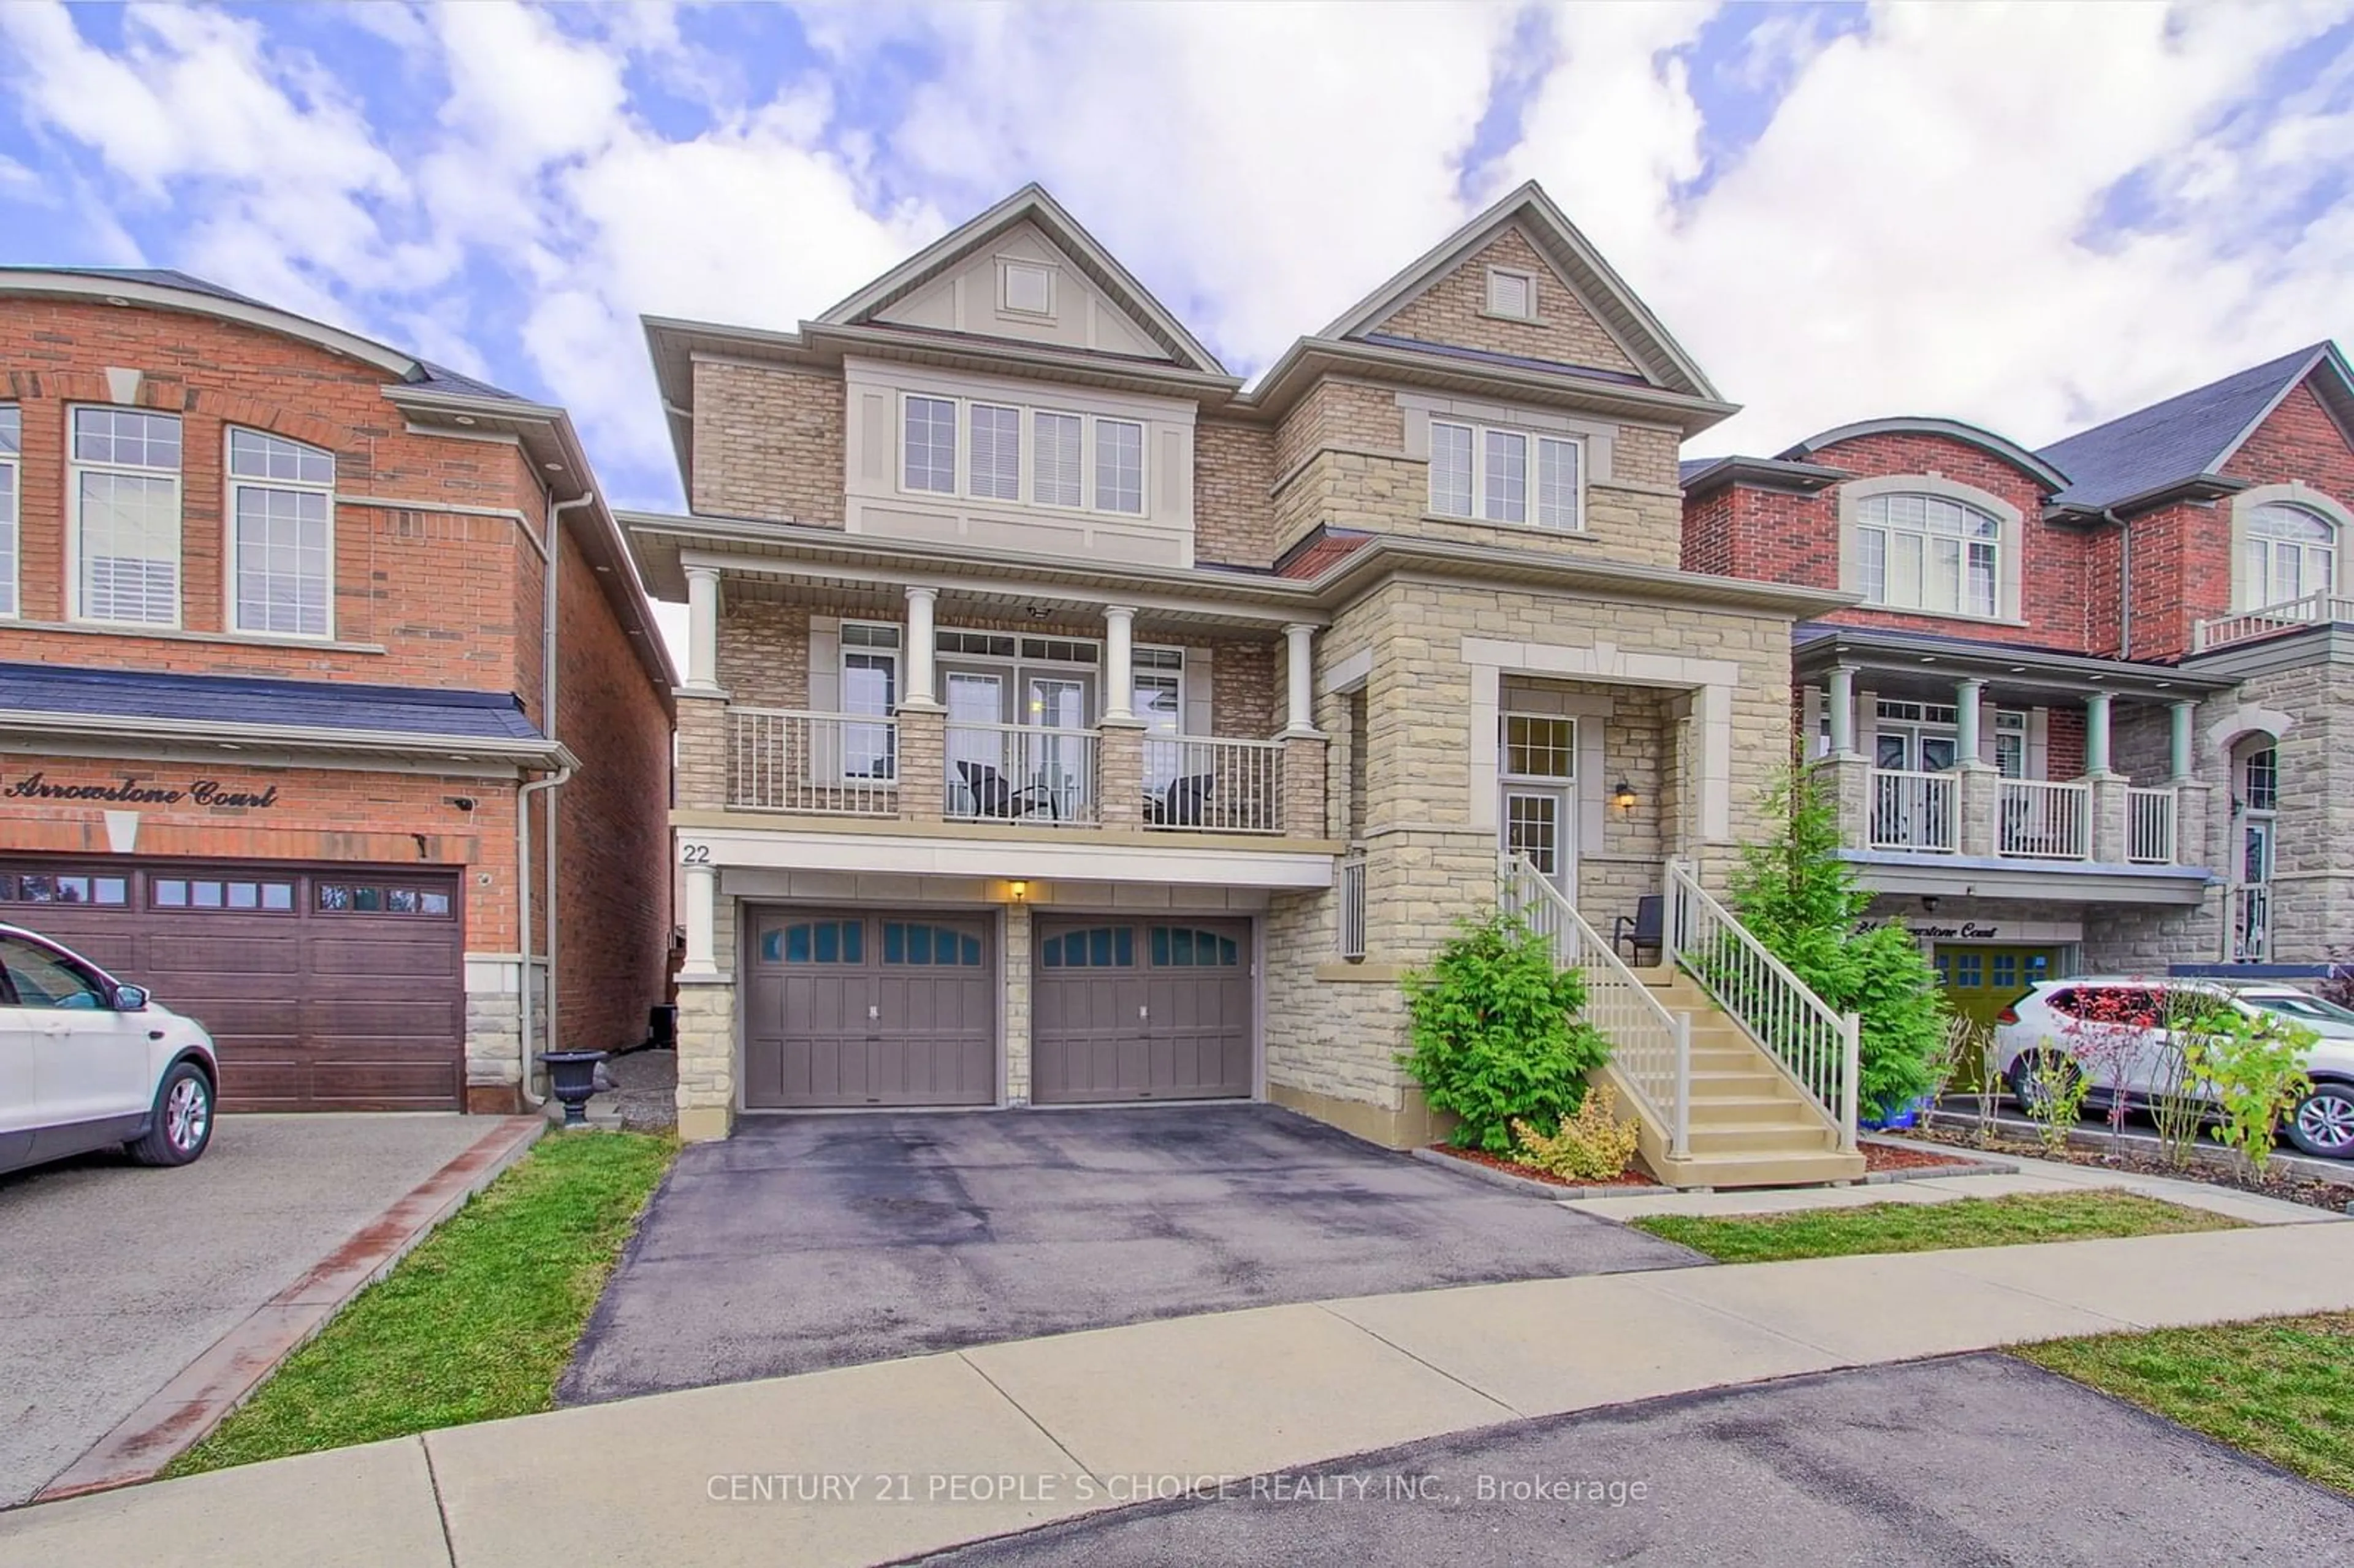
[
  {"xmin": 2037, "ymin": 342, "xmax": 2352, "ymax": 511},
  {"xmin": 816, "ymin": 185, "xmax": 1225, "ymax": 375},
  {"xmin": 1319, "ymin": 183, "xmax": 1720, "ymax": 402}
]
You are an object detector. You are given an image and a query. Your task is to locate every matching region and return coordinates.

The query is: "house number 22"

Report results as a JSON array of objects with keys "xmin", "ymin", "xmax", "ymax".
[{"xmin": 680, "ymin": 843, "xmax": 712, "ymax": 865}]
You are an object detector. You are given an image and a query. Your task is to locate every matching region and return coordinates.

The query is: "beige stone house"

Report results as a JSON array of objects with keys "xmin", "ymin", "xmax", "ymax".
[{"xmin": 623, "ymin": 183, "xmax": 1861, "ymax": 1184}]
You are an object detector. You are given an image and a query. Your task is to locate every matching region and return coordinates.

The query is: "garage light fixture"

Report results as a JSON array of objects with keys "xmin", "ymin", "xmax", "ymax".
[{"xmin": 1008, "ymin": 880, "xmax": 1029, "ymax": 902}]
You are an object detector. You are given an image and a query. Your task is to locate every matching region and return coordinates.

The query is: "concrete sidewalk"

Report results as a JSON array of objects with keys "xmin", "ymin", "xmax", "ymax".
[{"xmin": 6, "ymin": 1219, "xmax": 2350, "ymax": 1568}]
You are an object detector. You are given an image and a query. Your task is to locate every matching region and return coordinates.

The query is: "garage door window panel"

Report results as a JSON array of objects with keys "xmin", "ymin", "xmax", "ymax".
[
  {"xmin": 1151, "ymin": 926, "xmax": 1240, "ymax": 967},
  {"xmin": 2, "ymin": 872, "xmax": 129, "ymax": 907},
  {"xmin": 1040, "ymin": 927, "xmax": 1133, "ymax": 967},
  {"xmin": 765, "ymin": 920, "xmax": 865, "ymax": 965},
  {"xmin": 882, "ymin": 922, "xmax": 983, "ymax": 966},
  {"xmin": 316, "ymin": 882, "xmax": 451, "ymax": 916}
]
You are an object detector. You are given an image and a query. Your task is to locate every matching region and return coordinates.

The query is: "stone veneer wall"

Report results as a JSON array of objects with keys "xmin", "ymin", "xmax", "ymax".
[
  {"xmin": 691, "ymin": 360, "xmax": 844, "ymax": 525},
  {"xmin": 674, "ymin": 887, "xmax": 740, "ymax": 1141}
]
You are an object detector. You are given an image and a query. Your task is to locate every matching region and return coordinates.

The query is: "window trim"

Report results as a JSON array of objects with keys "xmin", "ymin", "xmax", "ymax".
[
  {"xmin": 0, "ymin": 405, "xmax": 18, "ymax": 618},
  {"xmin": 2229, "ymin": 485, "xmax": 2350, "ymax": 612},
  {"xmin": 900, "ymin": 392, "xmax": 959, "ymax": 496},
  {"xmin": 897, "ymin": 394, "xmax": 1148, "ymax": 520},
  {"xmin": 1428, "ymin": 418, "xmax": 1584, "ymax": 532},
  {"xmin": 1837, "ymin": 474, "xmax": 2022, "ymax": 626},
  {"xmin": 224, "ymin": 425, "xmax": 337, "ymax": 640},
  {"xmin": 1484, "ymin": 266, "xmax": 1537, "ymax": 321},
  {"xmin": 67, "ymin": 403, "xmax": 184, "ymax": 628}
]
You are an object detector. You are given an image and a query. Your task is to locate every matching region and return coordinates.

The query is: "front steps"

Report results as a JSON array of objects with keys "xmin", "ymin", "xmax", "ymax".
[{"xmin": 1604, "ymin": 967, "xmax": 1866, "ymax": 1189}]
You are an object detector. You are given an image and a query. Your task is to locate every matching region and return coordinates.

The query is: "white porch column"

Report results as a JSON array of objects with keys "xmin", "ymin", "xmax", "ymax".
[
  {"xmin": 2169, "ymin": 699, "xmax": 2196, "ymax": 780},
  {"xmin": 1282, "ymin": 622, "xmax": 1319, "ymax": 736},
  {"xmin": 1954, "ymin": 677, "xmax": 1985, "ymax": 764},
  {"xmin": 2084, "ymin": 691, "xmax": 2113, "ymax": 775},
  {"xmin": 904, "ymin": 585, "xmax": 939, "ymax": 706},
  {"xmin": 682, "ymin": 862, "xmax": 718, "ymax": 978},
  {"xmin": 1102, "ymin": 604, "xmax": 1137, "ymax": 722},
  {"xmin": 684, "ymin": 566, "xmax": 723, "ymax": 694},
  {"xmin": 1826, "ymin": 665, "xmax": 1856, "ymax": 755}
]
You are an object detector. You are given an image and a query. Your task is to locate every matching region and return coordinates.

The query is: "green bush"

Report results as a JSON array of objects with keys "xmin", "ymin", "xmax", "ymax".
[
  {"xmin": 2180, "ymin": 1008, "xmax": 2315, "ymax": 1176},
  {"xmin": 1402, "ymin": 910, "xmax": 1610, "ymax": 1154},
  {"xmin": 1728, "ymin": 766, "xmax": 1948, "ymax": 1121}
]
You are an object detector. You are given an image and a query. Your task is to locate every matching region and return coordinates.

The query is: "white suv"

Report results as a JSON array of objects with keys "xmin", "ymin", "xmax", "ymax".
[
  {"xmin": 0, "ymin": 923, "xmax": 219, "ymax": 1177},
  {"xmin": 1994, "ymin": 977, "xmax": 2354, "ymax": 1160}
]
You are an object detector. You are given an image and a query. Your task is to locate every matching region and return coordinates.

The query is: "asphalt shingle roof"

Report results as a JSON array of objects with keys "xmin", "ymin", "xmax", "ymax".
[
  {"xmin": 0, "ymin": 663, "xmax": 544, "ymax": 743},
  {"xmin": 2036, "ymin": 344, "xmax": 2327, "ymax": 509}
]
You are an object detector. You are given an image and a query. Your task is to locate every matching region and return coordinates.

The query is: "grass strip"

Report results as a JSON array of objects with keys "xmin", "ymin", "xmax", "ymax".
[
  {"xmin": 2017, "ymin": 1312, "xmax": 2354, "ymax": 1496},
  {"xmin": 1629, "ymin": 1190, "xmax": 2241, "ymax": 1264},
  {"xmin": 167, "ymin": 1130, "xmax": 673, "ymax": 1476}
]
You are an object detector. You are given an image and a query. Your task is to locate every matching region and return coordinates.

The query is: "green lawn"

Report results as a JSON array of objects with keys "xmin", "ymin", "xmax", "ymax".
[
  {"xmin": 167, "ymin": 1130, "xmax": 674, "ymax": 1477},
  {"xmin": 1629, "ymin": 1190, "xmax": 2242, "ymax": 1263},
  {"xmin": 2018, "ymin": 1314, "xmax": 2354, "ymax": 1496}
]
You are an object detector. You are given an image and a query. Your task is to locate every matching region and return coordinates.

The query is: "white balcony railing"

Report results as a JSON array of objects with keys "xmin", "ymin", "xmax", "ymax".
[
  {"xmin": 2193, "ymin": 590, "xmax": 2354, "ymax": 652},
  {"xmin": 1664, "ymin": 858, "xmax": 1857, "ymax": 1152},
  {"xmin": 1998, "ymin": 778, "xmax": 2089, "ymax": 860},
  {"xmin": 2127, "ymin": 786, "xmax": 2178, "ymax": 864},
  {"xmin": 1500, "ymin": 853, "xmax": 1691, "ymax": 1160},
  {"xmin": 945, "ymin": 722, "xmax": 1099, "ymax": 826},
  {"xmin": 1142, "ymin": 736, "xmax": 1285, "ymax": 834},
  {"xmin": 728, "ymin": 708, "xmax": 898, "ymax": 816},
  {"xmin": 1870, "ymin": 768, "xmax": 1957, "ymax": 853},
  {"xmin": 1337, "ymin": 852, "xmax": 1367, "ymax": 961}
]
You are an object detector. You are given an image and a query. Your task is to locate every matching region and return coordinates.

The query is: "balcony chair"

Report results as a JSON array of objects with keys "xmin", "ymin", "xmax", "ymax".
[
  {"xmin": 1612, "ymin": 894, "xmax": 1663, "ymax": 964},
  {"xmin": 1145, "ymin": 774, "xmax": 1215, "ymax": 827},
  {"xmin": 955, "ymin": 761, "xmax": 1058, "ymax": 821}
]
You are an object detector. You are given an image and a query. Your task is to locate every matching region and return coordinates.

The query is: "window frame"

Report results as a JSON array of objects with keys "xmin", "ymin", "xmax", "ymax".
[
  {"xmin": 1854, "ymin": 489, "xmax": 2004, "ymax": 620},
  {"xmin": 897, "ymin": 394, "xmax": 1148, "ymax": 519},
  {"xmin": 1427, "ymin": 418, "xmax": 1584, "ymax": 532},
  {"xmin": 0, "ymin": 405, "xmax": 18, "ymax": 618},
  {"xmin": 224, "ymin": 425, "xmax": 337, "ymax": 640},
  {"xmin": 2239, "ymin": 501, "xmax": 2338, "ymax": 612},
  {"xmin": 839, "ymin": 620, "xmax": 902, "ymax": 781},
  {"xmin": 67, "ymin": 404, "xmax": 185, "ymax": 628}
]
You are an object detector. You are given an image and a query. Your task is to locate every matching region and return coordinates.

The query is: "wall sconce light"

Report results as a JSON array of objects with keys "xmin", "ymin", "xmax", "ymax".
[
  {"xmin": 1920, "ymin": 896, "xmax": 1941, "ymax": 914},
  {"xmin": 1008, "ymin": 880, "xmax": 1029, "ymax": 902},
  {"xmin": 1611, "ymin": 778, "xmax": 1637, "ymax": 811}
]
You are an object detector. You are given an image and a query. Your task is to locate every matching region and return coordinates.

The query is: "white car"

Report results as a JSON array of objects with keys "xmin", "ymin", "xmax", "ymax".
[
  {"xmin": 0, "ymin": 922, "xmax": 219, "ymax": 1176},
  {"xmin": 1995, "ymin": 976, "xmax": 2354, "ymax": 1160}
]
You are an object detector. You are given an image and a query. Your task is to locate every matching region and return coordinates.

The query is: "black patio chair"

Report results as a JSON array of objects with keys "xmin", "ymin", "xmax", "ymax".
[
  {"xmin": 955, "ymin": 761, "xmax": 1057, "ymax": 821},
  {"xmin": 1146, "ymin": 773, "xmax": 1214, "ymax": 827},
  {"xmin": 1612, "ymin": 894, "xmax": 1663, "ymax": 964}
]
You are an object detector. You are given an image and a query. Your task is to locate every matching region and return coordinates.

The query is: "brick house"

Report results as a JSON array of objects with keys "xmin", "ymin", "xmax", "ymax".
[
  {"xmin": 0, "ymin": 268, "xmax": 674, "ymax": 1113},
  {"xmin": 625, "ymin": 183, "xmax": 1864, "ymax": 1184},
  {"xmin": 1683, "ymin": 341, "xmax": 2354, "ymax": 1025}
]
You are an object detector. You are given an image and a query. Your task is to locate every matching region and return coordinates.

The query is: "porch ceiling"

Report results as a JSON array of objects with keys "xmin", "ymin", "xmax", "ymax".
[
  {"xmin": 706, "ymin": 573, "xmax": 1278, "ymax": 642},
  {"xmin": 1795, "ymin": 624, "xmax": 2234, "ymax": 704}
]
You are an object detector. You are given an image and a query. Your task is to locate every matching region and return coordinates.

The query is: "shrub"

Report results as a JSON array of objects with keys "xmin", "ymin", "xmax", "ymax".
[
  {"xmin": 1402, "ymin": 910, "xmax": 1610, "ymax": 1154},
  {"xmin": 1727, "ymin": 767, "xmax": 1948, "ymax": 1121},
  {"xmin": 2019, "ymin": 1044, "xmax": 2095, "ymax": 1154},
  {"xmin": 2179, "ymin": 1007, "xmax": 2314, "ymax": 1177},
  {"xmin": 1510, "ymin": 1085, "xmax": 1642, "ymax": 1182}
]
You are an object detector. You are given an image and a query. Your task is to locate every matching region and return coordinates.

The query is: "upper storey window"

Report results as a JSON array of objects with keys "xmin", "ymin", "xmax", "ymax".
[
  {"xmin": 227, "ymin": 428, "xmax": 335, "ymax": 637},
  {"xmin": 1430, "ymin": 419, "xmax": 1582, "ymax": 530},
  {"xmin": 1857, "ymin": 492, "xmax": 1999, "ymax": 618},
  {"xmin": 0, "ymin": 406, "xmax": 18, "ymax": 617},
  {"xmin": 70, "ymin": 406, "xmax": 183, "ymax": 626},
  {"xmin": 900, "ymin": 393, "xmax": 1144, "ymax": 517},
  {"xmin": 2241, "ymin": 502, "xmax": 2336, "ymax": 611}
]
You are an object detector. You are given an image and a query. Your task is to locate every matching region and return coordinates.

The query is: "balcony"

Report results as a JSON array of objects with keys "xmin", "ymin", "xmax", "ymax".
[
  {"xmin": 2193, "ymin": 590, "xmax": 2354, "ymax": 653},
  {"xmin": 1996, "ymin": 778, "xmax": 2089, "ymax": 861},
  {"xmin": 709, "ymin": 706, "xmax": 1319, "ymax": 845}
]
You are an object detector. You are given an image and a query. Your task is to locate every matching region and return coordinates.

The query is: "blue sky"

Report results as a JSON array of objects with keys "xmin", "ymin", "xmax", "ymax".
[{"xmin": 4, "ymin": 1, "xmax": 2351, "ymax": 514}]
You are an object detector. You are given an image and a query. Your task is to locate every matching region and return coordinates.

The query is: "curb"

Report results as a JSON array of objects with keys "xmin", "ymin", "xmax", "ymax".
[
  {"xmin": 1409, "ymin": 1145, "xmax": 1667, "ymax": 1201},
  {"xmin": 34, "ymin": 1115, "xmax": 546, "ymax": 1503},
  {"xmin": 1918, "ymin": 1108, "xmax": 2354, "ymax": 1190}
]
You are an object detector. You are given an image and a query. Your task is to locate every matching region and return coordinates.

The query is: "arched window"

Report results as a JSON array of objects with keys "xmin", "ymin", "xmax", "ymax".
[
  {"xmin": 2241, "ymin": 503, "xmax": 2336, "ymax": 611},
  {"xmin": 227, "ymin": 427, "xmax": 335, "ymax": 637},
  {"xmin": 1855, "ymin": 492, "xmax": 2001, "ymax": 618}
]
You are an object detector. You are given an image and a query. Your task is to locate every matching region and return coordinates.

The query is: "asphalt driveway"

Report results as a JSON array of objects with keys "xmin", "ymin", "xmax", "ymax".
[
  {"xmin": 918, "ymin": 1354, "xmax": 2354, "ymax": 1566},
  {"xmin": 0, "ymin": 1113, "xmax": 496, "ymax": 1509},
  {"xmin": 560, "ymin": 1103, "xmax": 1702, "ymax": 1405}
]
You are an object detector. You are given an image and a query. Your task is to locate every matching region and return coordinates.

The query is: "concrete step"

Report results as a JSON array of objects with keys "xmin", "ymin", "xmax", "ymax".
[
  {"xmin": 1649, "ymin": 1148, "xmax": 1869, "ymax": 1189},
  {"xmin": 1683, "ymin": 1121, "xmax": 1843, "ymax": 1157}
]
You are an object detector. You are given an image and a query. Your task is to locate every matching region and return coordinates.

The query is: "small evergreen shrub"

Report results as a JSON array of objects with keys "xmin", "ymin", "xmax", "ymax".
[
  {"xmin": 1511, "ymin": 1085, "xmax": 1642, "ymax": 1182},
  {"xmin": 1402, "ymin": 910, "xmax": 1610, "ymax": 1154},
  {"xmin": 1727, "ymin": 767, "xmax": 1948, "ymax": 1122}
]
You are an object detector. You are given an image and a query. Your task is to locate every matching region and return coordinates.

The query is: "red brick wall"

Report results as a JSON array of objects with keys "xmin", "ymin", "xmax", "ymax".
[{"xmin": 550, "ymin": 523, "xmax": 672, "ymax": 1053}]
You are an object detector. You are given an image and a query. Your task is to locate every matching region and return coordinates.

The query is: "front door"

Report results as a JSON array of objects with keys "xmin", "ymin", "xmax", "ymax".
[
  {"xmin": 2236, "ymin": 820, "xmax": 2274, "ymax": 961},
  {"xmin": 1024, "ymin": 675, "xmax": 1092, "ymax": 821},
  {"xmin": 1935, "ymin": 945, "xmax": 2060, "ymax": 1081},
  {"xmin": 1502, "ymin": 787, "xmax": 1574, "ymax": 896}
]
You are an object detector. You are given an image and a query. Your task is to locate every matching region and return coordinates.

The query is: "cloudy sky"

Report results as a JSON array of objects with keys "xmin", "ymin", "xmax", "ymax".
[{"xmin": 4, "ymin": 0, "xmax": 2351, "ymax": 516}]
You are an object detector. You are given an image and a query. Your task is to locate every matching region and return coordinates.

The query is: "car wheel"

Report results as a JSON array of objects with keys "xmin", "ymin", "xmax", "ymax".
[
  {"xmin": 127, "ymin": 1062, "xmax": 213, "ymax": 1167},
  {"xmin": 2006, "ymin": 1051, "xmax": 2079, "ymax": 1117},
  {"xmin": 2284, "ymin": 1083, "xmax": 2354, "ymax": 1160}
]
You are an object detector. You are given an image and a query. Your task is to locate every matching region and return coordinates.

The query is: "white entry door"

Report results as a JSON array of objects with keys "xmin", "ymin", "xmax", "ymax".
[{"xmin": 1503, "ymin": 786, "xmax": 1575, "ymax": 897}]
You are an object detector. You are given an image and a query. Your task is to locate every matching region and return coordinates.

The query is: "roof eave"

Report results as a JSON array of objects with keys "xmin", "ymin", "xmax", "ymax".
[
  {"xmin": 1247, "ymin": 337, "xmax": 1738, "ymax": 434},
  {"xmin": 0, "ymin": 709, "xmax": 581, "ymax": 767},
  {"xmin": 1680, "ymin": 457, "xmax": 1852, "ymax": 498},
  {"xmin": 1791, "ymin": 625, "xmax": 2237, "ymax": 695}
]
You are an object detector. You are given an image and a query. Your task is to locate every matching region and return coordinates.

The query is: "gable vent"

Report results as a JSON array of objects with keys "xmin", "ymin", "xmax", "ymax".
[{"xmin": 1486, "ymin": 268, "xmax": 1534, "ymax": 320}]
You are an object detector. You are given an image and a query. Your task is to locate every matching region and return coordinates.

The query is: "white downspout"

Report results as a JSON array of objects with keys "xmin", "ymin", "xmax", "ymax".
[{"xmin": 516, "ymin": 491, "xmax": 596, "ymax": 1106}]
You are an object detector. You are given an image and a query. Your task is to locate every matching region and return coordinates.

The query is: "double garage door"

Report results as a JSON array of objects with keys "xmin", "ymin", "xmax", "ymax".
[
  {"xmin": 742, "ymin": 910, "xmax": 1252, "ymax": 1109},
  {"xmin": 0, "ymin": 856, "xmax": 465, "ymax": 1111}
]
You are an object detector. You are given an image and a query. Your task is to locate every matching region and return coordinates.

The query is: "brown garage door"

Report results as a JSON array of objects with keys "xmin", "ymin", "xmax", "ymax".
[
  {"xmin": 0, "ymin": 857, "xmax": 463, "ymax": 1111},
  {"xmin": 744, "ymin": 911, "xmax": 995, "ymax": 1108},
  {"xmin": 1033, "ymin": 918, "xmax": 1253, "ymax": 1104}
]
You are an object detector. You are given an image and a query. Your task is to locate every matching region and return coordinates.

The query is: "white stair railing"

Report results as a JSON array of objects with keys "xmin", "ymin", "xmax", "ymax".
[
  {"xmin": 1498, "ymin": 853, "xmax": 1691, "ymax": 1160},
  {"xmin": 1662, "ymin": 858, "xmax": 1859, "ymax": 1152}
]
